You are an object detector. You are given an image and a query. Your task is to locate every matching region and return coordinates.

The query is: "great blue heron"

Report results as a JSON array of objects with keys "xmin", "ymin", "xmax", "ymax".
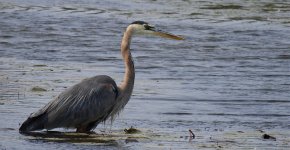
[{"xmin": 19, "ymin": 21, "xmax": 184, "ymax": 133}]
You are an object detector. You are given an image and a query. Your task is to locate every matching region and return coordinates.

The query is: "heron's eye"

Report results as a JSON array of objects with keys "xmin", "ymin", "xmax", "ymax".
[
  {"xmin": 144, "ymin": 24, "xmax": 154, "ymax": 30},
  {"xmin": 143, "ymin": 24, "xmax": 149, "ymax": 30}
]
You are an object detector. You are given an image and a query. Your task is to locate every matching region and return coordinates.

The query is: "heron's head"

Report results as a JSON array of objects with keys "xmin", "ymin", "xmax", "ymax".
[{"xmin": 129, "ymin": 21, "xmax": 184, "ymax": 40}]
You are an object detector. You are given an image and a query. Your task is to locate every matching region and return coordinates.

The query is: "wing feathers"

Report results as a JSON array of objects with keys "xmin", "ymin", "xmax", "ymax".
[{"xmin": 19, "ymin": 75, "xmax": 118, "ymax": 132}]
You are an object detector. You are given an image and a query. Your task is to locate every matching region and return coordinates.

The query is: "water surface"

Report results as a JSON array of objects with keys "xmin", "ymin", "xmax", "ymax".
[{"xmin": 1, "ymin": 0, "xmax": 290, "ymax": 149}]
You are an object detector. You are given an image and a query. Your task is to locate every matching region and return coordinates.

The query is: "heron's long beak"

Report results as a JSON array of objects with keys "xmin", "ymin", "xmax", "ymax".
[{"xmin": 153, "ymin": 30, "xmax": 184, "ymax": 40}]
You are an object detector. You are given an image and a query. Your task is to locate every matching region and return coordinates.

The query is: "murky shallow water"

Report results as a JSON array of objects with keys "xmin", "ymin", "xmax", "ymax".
[{"xmin": 1, "ymin": 0, "xmax": 290, "ymax": 149}]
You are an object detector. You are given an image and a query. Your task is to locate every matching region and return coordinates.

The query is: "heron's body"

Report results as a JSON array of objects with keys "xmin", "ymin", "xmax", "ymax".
[
  {"xmin": 20, "ymin": 75, "xmax": 121, "ymax": 132},
  {"xmin": 19, "ymin": 21, "xmax": 183, "ymax": 133}
]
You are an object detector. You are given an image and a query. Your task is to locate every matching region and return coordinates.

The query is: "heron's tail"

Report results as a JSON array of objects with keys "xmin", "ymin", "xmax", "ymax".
[{"xmin": 19, "ymin": 113, "xmax": 47, "ymax": 132}]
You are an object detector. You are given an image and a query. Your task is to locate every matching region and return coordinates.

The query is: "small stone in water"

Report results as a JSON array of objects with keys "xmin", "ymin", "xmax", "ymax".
[
  {"xmin": 124, "ymin": 126, "xmax": 141, "ymax": 134},
  {"xmin": 262, "ymin": 134, "xmax": 276, "ymax": 140}
]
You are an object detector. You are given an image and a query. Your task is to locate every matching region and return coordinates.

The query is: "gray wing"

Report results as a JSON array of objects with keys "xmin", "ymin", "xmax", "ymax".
[{"xmin": 22, "ymin": 75, "xmax": 118, "ymax": 131}]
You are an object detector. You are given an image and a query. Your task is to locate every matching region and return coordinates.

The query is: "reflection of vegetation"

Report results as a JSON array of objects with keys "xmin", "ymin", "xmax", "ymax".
[
  {"xmin": 282, "ymin": 21, "xmax": 290, "ymax": 25},
  {"xmin": 189, "ymin": 12, "xmax": 203, "ymax": 16},
  {"xmin": 201, "ymin": 4, "xmax": 243, "ymax": 10},
  {"xmin": 262, "ymin": 3, "xmax": 290, "ymax": 12},
  {"xmin": 262, "ymin": 3, "xmax": 276, "ymax": 12},
  {"xmin": 230, "ymin": 16, "xmax": 265, "ymax": 21}
]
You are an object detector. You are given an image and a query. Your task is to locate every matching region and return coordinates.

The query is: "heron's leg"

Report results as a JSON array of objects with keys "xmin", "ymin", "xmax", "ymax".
[
  {"xmin": 76, "ymin": 126, "xmax": 87, "ymax": 133},
  {"xmin": 76, "ymin": 126, "xmax": 96, "ymax": 134},
  {"xmin": 76, "ymin": 120, "xmax": 100, "ymax": 133}
]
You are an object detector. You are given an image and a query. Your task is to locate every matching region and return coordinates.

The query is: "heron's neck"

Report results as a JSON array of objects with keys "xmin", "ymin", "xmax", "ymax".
[{"xmin": 119, "ymin": 27, "xmax": 135, "ymax": 98}]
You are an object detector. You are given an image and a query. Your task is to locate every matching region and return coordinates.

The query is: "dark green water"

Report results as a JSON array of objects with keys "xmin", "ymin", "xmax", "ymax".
[{"xmin": 1, "ymin": 0, "xmax": 290, "ymax": 149}]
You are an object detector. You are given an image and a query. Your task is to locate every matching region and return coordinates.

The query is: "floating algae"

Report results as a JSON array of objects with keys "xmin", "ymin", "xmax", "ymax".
[
  {"xmin": 20, "ymin": 129, "xmax": 150, "ymax": 145},
  {"xmin": 31, "ymin": 86, "xmax": 47, "ymax": 92}
]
